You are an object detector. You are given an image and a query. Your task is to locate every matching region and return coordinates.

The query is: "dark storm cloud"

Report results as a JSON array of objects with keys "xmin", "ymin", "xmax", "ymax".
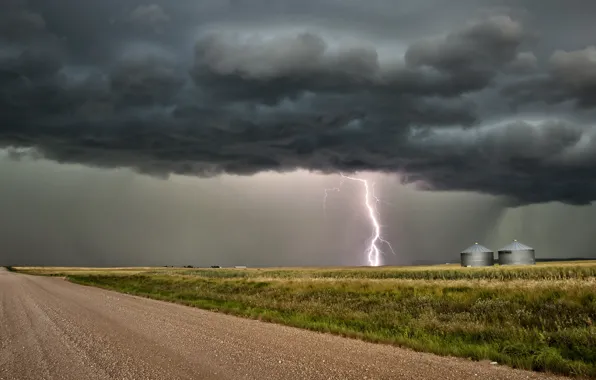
[
  {"xmin": 504, "ymin": 46, "xmax": 596, "ymax": 108},
  {"xmin": 0, "ymin": 1, "xmax": 47, "ymax": 43},
  {"xmin": 191, "ymin": 15, "xmax": 525, "ymax": 102},
  {"xmin": 129, "ymin": 4, "xmax": 171, "ymax": 34},
  {"xmin": 403, "ymin": 120, "xmax": 593, "ymax": 205},
  {"xmin": 109, "ymin": 51, "xmax": 185, "ymax": 107},
  {"xmin": 404, "ymin": 15, "xmax": 523, "ymax": 79},
  {"xmin": 2, "ymin": 0, "xmax": 596, "ymax": 205},
  {"xmin": 505, "ymin": 52, "xmax": 538, "ymax": 74}
]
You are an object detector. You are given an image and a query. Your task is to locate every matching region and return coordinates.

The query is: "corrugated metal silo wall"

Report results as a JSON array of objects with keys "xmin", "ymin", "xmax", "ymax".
[
  {"xmin": 497, "ymin": 250, "xmax": 536, "ymax": 265},
  {"xmin": 460, "ymin": 252, "xmax": 494, "ymax": 267}
]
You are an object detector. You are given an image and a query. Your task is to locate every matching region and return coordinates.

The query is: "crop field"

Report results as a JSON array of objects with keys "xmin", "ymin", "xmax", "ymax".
[{"xmin": 11, "ymin": 262, "xmax": 596, "ymax": 378}]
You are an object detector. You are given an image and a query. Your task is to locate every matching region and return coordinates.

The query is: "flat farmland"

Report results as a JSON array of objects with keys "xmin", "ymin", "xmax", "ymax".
[{"xmin": 12, "ymin": 262, "xmax": 596, "ymax": 378}]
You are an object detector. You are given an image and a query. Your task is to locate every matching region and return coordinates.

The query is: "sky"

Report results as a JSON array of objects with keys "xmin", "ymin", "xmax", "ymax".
[{"xmin": 2, "ymin": 0, "xmax": 596, "ymax": 266}]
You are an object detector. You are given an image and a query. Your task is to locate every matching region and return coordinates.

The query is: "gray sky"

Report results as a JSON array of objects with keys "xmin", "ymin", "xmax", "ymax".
[
  {"xmin": 1, "ymin": 0, "xmax": 596, "ymax": 266},
  {"xmin": 2, "ymin": 154, "xmax": 594, "ymax": 266}
]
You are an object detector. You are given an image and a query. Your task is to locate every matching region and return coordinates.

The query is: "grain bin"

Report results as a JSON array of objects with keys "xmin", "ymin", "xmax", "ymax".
[
  {"xmin": 497, "ymin": 240, "xmax": 535, "ymax": 265},
  {"xmin": 460, "ymin": 243, "xmax": 494, "ymax": 267}
]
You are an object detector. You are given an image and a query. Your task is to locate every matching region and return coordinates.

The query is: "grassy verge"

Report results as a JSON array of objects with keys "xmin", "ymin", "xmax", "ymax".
[
  {"xmin": 15, "ymin": 261, "xmax": 596, "ymax": 280},
  {"xmin": 14, "ymin": 265, "xmax": 596, "ymax": 378},
  {"xmin": 154, "ymin": 264, "xmax": 596, "ymax": 281}
]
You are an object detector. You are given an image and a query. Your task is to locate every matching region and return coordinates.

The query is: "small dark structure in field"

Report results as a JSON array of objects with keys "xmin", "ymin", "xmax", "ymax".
[
  {"xmin": 498, "ymin": 240, "xmax": 536, "ymax": 266},
  {"xmin": 210, "ymin": 265, "xmax": 221, "ymax": 268},
  {"xmin": 460, "ymin": 243, "xmax": 494, "ymax": 267}
]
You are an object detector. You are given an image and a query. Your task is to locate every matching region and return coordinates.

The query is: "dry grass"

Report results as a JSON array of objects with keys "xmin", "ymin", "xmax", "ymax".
[{"xmin": 250, "ymin": 277, "xmax": 596, "ymax": 290}]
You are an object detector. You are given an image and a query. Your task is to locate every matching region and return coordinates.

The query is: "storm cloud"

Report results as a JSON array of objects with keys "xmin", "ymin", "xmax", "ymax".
[
  {"xmin": 2, "ymin": 0, "xmax": 596, "ymax": 205},
  {"xmin": 504, "ymin": 45, "xmax": 596, "ymax": 109}
]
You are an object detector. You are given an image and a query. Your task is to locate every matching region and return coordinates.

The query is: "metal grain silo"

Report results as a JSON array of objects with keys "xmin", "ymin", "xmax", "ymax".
[
  {"xmin": 497, "ymin": 240, "xmax": 535, "ymax": 265},
  {"xmin": 460, "ymin": 243, "xmax": 494, "ymax": 267}
]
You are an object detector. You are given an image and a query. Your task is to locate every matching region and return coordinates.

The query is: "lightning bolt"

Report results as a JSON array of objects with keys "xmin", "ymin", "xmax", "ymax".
[{"xmin": 324, "ymin": 173, "xmax": 396, "ymax": 267}]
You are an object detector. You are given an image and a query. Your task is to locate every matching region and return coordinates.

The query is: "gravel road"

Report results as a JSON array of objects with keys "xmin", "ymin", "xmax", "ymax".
[{"xmin": 0, "ymin": 268, "xmax": 572, "ymax": 380}]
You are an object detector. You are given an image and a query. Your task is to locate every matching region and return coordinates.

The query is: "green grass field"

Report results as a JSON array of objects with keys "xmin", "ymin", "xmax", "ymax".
[{"xmin": 12, "ymin": 263, "xmax": 596, "ymax": 378}]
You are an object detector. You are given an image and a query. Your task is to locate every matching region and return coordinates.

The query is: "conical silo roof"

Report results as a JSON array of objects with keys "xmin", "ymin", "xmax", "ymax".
[
  {"xmin": 498, "ymin": 240, "xmax": 533, "ymax": 251},
  {"xmin": 461, "ymin": 242, "xmax": 493, "ymax": 254}
]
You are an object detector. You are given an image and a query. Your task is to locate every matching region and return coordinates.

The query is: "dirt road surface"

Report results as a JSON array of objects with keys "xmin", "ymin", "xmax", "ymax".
[{"xmin": 0, "ymin": 268, "xmax": 571, "ymax": 380}]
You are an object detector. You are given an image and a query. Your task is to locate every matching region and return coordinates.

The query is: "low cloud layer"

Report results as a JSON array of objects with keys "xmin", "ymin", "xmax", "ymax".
[{"xmin": 3, "ymin": 0, "xmax": 596, "ymax": 205}]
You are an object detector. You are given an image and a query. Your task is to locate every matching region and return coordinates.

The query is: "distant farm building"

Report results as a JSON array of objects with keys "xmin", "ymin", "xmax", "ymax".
[
  {"xmin": 234, "ymin": 266, "xmax": 247, "ymax": 269},
  {"xmin": 460, "ymin": 243, "xmax": 494, "ymax": 267},
  {"xmin": 497, "ymin": 240, "xmax": 536, "ymax": 265}
]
